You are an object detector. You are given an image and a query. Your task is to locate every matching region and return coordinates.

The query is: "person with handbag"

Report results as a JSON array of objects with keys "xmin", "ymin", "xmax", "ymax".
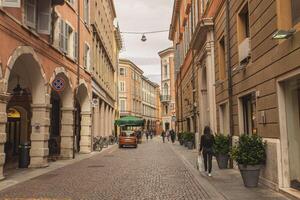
[{"xmin": 199, "ymin": 126, "xmax": 215, "ymax": 177}]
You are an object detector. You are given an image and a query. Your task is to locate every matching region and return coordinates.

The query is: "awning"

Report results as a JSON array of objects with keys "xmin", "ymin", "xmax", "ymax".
[{"xmin": 115, "ymin": 116, "xmax": 144, "ymax": 126}]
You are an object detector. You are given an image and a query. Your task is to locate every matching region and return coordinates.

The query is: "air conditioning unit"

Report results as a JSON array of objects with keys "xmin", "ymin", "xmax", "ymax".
[{"xmin": 238, "ymin": 38, "xmax": 251, "ymax": 64}]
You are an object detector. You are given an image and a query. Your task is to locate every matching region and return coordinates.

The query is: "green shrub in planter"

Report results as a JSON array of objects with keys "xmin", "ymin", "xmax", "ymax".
[
  {"xmin": 214, "ymin": 134, "xmax": 230, "ymax": 169},
  {"xmin": 185, "ymin": 132, "xmax": 195, "ymax": 149},
  {"xmin": 230, "ymin": 134, "xmax": 266, "ymax": 187}
]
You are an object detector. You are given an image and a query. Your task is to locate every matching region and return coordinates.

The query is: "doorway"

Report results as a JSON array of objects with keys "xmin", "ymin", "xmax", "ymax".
[
  {"xmin": 282, "ymin": 76, "xmax": 300, "ymax": 190},
  {"xmin": 49, "ymin": 90, "xmax": 61, "ymax": 157},
  {"xmin": 74, "ymin": 100, "xmax": 81, "ymax": 153}
]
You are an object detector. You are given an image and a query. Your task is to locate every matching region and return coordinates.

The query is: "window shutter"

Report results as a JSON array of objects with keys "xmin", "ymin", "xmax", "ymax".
[
  {"xmin": 73, "ymin": 32, "xmax": 78, "ymax": 60},
  {"xmin": 2, "ymin": 0, "xmax": 21, "ymax": 7},
  {"xmin": 25, "ymin": 0, "xmax": 36, "ymax": 28},
  {"xmin": 59, "ymin": 20, "xmax": 65, "ymax": 52},
  {"xmin": 84, "ymin": 44, "xmax": 88, "ymax": 69},
  {"xmin": 37, "ymin": 0, "xmax": 51, "ymax": 34},
  {"xmin": 64, "ymin": 23, "xmax": 69, "ymax": 53}
]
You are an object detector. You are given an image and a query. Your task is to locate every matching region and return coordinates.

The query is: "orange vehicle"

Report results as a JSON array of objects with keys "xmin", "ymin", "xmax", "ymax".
[{"xmin": 119, "ymin": 130, "xmax": 138, "ymax": 148}]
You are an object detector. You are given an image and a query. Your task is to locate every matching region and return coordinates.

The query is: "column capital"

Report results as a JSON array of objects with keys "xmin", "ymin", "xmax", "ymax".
[{"xmin": 0, "ymin": 93, "xmax": 11, "ymax": 103}]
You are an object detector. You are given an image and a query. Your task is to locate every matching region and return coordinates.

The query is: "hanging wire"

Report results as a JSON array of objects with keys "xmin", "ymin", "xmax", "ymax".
[{"xmin": 121, "ymin": 29, "xmax": 169, "ymax": 34}]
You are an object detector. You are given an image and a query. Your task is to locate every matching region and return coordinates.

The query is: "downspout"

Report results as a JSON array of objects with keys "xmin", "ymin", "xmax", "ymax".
[
  {"xmin": 73, "ymin": 0, "xmax": 81, "ymax": 159},
  {"xmin": 225, "ymin": 0, "xmax": 233, "ymax": 168}
]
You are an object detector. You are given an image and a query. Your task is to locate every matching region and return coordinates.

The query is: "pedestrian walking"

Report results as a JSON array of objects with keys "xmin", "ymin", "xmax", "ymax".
[
  {"xmin": 199, "ymin": 126, "xmax": 215, "ymax": 177},
  {"xmin": 150, "ymin": 130, "xmax": 153, "ymax": 139},
  {"xmin": 146, "ymin": 131, "xmax": 149, "ymax": 141},
  {"xmin": 170, "ymin": 129, "xmax": 176, "ymax": 143},
  {"xmin": 161, "ymin": 131, "xmax": 166, "ymax": 143},
  {"xmin": 166, "ymin": 130, "xmax": 170, "ymax": 142}
]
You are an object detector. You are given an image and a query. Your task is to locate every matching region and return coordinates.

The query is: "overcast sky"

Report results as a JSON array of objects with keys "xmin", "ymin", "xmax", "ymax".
[{"xmin": 114, "ymin": 0, "xmax": 174, "ymax": 84}]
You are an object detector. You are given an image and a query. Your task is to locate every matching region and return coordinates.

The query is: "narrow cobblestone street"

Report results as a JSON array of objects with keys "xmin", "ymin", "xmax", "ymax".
[{"xmin": 0, "ymin": 138, "xmax": 224, "ymax": 200}]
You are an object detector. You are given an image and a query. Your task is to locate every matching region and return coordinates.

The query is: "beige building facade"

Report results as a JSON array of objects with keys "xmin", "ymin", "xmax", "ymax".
[
  {"xmin": 159, "ymin": 47, "xmax": 176, "ymax": 132},
  {"xmin": 118, "ymin": 59, "xmax": 161, "ymax": 133},
  {"xmin": 90, "ymin": 0, "xmax": 122, "ymax": 139}
]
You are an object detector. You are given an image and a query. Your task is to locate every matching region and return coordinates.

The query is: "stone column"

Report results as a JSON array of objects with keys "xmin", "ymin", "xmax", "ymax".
[
  {"xmin": 80, "ymin": 111, "xmax": 92, "ymax": 153},
  {"xmin": 60, "ymin": 107, "xmax": 74, "ymax": 159},
  {"xmin": 100, "ymin": 101, "xmax": 105, "ymax": 137},
  {"xmin": 105, "ymin": 105, "xmax": 109, "ymax": 136},
  {"xmin": 0, "ymin": 93, "xmax": 10, "ymax": 180},
  {"xmin": 112, "ymin": 109, "xmax": 115, "ymax": 136},
  {"xmin": 93, "ymin": 99, "xmax": 100, "ymax": 137},
  {"xmin": 30, "ymin": 104, "xmax": 51, "ymax": 168},
  {"xmin": 109, "ymin": 108, "xmax": 113, "ymax": 136}
]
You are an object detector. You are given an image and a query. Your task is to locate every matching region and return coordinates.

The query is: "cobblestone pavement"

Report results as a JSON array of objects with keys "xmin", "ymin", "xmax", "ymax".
[{"xmin": 0, "ymin": 138, "xmax": 225, "ymax": 200}]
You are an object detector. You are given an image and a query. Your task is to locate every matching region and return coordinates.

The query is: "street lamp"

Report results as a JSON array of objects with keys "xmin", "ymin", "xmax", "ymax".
[
  {"xmin": 141, "ymin": 34, "xmax": 147, "ymax": 42},
  {"xmin": 272, "ymin": 29, "xmax": 296, "ymax": 39}
]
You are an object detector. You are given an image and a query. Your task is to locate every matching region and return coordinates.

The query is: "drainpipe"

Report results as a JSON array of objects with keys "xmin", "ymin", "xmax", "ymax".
[
  {"xmin": 225, "ymin": 0, "xmax": 233, "ymax": 168},
  {"xmin": 73, "ymin": 1, "xmax": 81, "ymax": 159}
]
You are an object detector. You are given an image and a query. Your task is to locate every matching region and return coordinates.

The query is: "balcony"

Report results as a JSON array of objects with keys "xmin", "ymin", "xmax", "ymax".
[{"xmin": 160, "ymin": 95, "xmax": 171, "ymax": 102}]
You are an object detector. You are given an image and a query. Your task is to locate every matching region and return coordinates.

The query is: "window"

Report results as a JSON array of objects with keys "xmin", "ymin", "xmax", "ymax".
[
  {"xmin": 165, "ymin": 105, "xmax": 168, "ymax": 115},
  {"xmin": 24, "ymin": 0, "xmax": 52, "ymax": 34},
  {"xmin": 119, "ymin": 99, "xmax": 126, "ymax": 112},
  {"xmin": 292, "ymin": 0, "xmax": 300, "ymax": 25},
  {"xmin": 163, "ymin": 83, "xmax": 169, "ymax": 96},
  {"xmin": 73, "ymin": 32, "xmax": 78, "ymax": 60},
  {"xmin": 218, "ymin": 36, "xmax": 226, "ymax": 81},
  {"xmin": 219, "ymin": 103, "xmax": 229, "ymax": 134},
  {"xmin": 84, "ymin": 0, "xmax": 90, "ymax": 24},
  {"xmin": 119, "ymin": 67, "xmax": 126, "ymax": 76},
  {"xmin": 240, "ymin": 92, "xmax": 257, "ymax": 135},
  {"xmin": 237, "ymin": 3, "xmax": 250, "ymax": 43},
  {"xmin": 164, "ymin": 65, "xmax": 169, "ymax": 79},
  {"xmin": 84, "ymin": 43, "xmax": 90, "ymax": 71},
  {"xmin": 1, "ymin": 0, "xmax": 21, "ymax": 7},
  {"xmin": 119, "ymin": 81, "xmax": 125, "ymax": 92},
  {"xmin": 59, "ymin": 20, "xmax": 74, "ymax": 56},
  {"xmin": 66, "ymin": 0, "xmax": 74, "ymax": 5}
]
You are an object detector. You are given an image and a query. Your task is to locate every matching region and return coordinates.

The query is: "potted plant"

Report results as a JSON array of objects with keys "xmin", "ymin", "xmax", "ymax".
[
  {"xmin": 185, "ymin": 132, "xmax": 195, "ymax": 150},
  {"xmin": 178, "ymin": 132, "xmax": 184, "ymax": 145},
  {"xmin": 231, "ymin": 134, "xmax": 266, "ymax": 187},
  {"xmin": 214, "ymin": 134, "xmax": 230, "ymax": 169}
]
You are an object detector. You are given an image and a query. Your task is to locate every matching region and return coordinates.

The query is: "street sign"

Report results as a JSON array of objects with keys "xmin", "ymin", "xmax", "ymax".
[
  {"xmin": 52, "ymin": 77, "xmax": 65, "ymax": 92},
  {"xmin": 172, "ymin": 116, "xmax": 176, "ymax": 122}
]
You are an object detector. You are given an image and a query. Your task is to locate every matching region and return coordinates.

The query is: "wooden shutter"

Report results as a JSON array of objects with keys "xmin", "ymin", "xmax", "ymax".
[
  {"xmin": 84, "ymin": 44, "xmax": 88, "ymax": 69},
  {"xmin": 37, "ymin": 0, "xmax": 51, "ymax": 34},
  {"xmin": 59, "ymin": 20, "xmax": 65, "ymax": 52},
  {"xmin": 73, "ymin": 32, "xmax": 78, "ymax": 60},
  {"xmin": 64, "ymin": 23, "xmax": 69, "ymax": 53},
  {"xmin": 25, "ymin": 0, "xmax": 36, "ymax": 28},
  {"xmin": 2, "ymin": 0, "xmax": 21, "ymax": 7}
]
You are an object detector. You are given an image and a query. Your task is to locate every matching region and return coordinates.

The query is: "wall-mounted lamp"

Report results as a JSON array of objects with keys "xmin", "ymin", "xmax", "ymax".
[{"xmin": 272, "ymin": 29, "xmax": 296, "ymax": 40}]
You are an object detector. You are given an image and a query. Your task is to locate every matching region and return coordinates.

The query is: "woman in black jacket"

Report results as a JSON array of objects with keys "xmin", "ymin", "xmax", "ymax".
[{"xmin": 199, "ymin": 126, "xmax": 215, "ymax": 176}]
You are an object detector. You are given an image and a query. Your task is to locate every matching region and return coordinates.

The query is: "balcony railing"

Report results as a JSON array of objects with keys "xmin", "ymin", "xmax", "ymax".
[{"xmin": 160, "ymin": 95, "xmax": 171, "ymax": 102}]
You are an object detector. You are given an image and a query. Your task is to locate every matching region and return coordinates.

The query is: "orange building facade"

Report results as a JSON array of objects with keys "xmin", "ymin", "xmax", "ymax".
[{"xmin": 0, "ymin": 0, "xmax": 120, "ymax": 180}]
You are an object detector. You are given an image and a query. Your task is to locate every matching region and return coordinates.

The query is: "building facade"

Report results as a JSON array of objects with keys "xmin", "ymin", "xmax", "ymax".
[
  {"xmin": 118, "ymin": 59, "xmax": 161, "ymax": 133},
  {"xmin": 170, "ymin": 0, "xmax": 300, "ymax": 196},
  {"xmin": 158, "ymin": 47, "xmax": 176, "ymax": 132},
  {"xmin": 90, "ymin": 0, "xmax": 122, "ymax": 139},
  {"xmin": 0, "ymin": 0, "xmax": 120, "ymax": 180},
  {"xmin": 214, "ymin": 0, "xmax": 300, "ymax": 195}
]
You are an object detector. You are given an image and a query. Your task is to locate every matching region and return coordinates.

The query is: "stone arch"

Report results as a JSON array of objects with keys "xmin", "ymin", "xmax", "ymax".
[
  {"xmin": 4, "ymin": 46, "xmax": 48, "ymax": 104},
  {"xmin": 2, "ymin": 46, "xmax": 50, "ymax": 175},
  {"xmin": 50, "ymin": 67, "xmax": 74, "ymax": 107},
  {"xmin": 76, "ymin": 79, "xmax": 91, "ymax": 153},
  {"xmin": 49, "ymin": 67, "xmax": 74, "ymax": 159}
]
